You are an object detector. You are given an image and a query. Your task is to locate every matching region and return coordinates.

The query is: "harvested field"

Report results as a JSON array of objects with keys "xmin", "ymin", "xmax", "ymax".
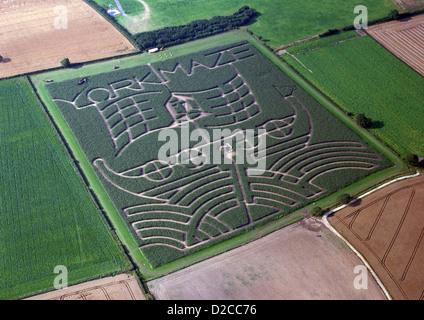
[
  {"xmin": 147, "ymin": 218, "xmax": 386, "ymax": 300},
  {"xmin": 282, "ymin": 31, "xmax": 424, "ymax": 157},
  {"xmin": 26, "ymin": 274, "xmax": 145, "ymax": 300},
  {"xmin": 368, "ymin": 14, "xmax": 424, "ymax": 76},
  {"xmin": 329, "ymin": 175, "xmax": 424, "ymax": 300},
  {"xmin": 0, "ymin": 0, "xmax": 136, "ymax": 79}
]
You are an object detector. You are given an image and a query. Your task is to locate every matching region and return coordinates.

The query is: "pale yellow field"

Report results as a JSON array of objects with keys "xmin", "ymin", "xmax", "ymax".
[{"xmin": 330, "ymin": 175, "xmax": 424, "ymax": 300}]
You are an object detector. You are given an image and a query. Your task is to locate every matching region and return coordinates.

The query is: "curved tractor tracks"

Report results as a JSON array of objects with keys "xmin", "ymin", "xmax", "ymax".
[{"xmin": 322, "ymin": 171, "xmax": 421, "ymax": 300}]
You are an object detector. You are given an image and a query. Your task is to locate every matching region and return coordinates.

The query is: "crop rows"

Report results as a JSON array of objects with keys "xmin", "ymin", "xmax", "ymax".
[
  {"xmin": 283, "ymin": 35, "xmax": 424, "ymax": 157},
  {"xmin": 0, "ymin": 78, "xmax": 130, "ymax": 299},
  {"xmin": 46, "ymin": 42, "xmax": 391, "ymax": 267}
]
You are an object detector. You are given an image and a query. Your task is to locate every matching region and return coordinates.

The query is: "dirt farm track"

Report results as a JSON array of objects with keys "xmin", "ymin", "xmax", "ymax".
[
  {"xmin": 329, "ymin": 175, "xmax": 424, "ymax": 300},
  {"xmin": 0, "ymin": 0, "xmax": 136, "ymax": 78}
]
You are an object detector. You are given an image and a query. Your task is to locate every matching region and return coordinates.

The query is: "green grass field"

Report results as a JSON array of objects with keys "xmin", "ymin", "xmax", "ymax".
[
  {"xmin": 93, "ymin": 0, "xmax": 146, "ymax": 33},
  {"xmin": 99, "ymin": 0, "xmax": 396, "ymax": 46},
  {"xmin": 0, "ymin": 78, "xmax": 131, "ymax": 299},
  {"xmin": 282, "ymin": 32, "xmax": 424, "ymax": 157}
]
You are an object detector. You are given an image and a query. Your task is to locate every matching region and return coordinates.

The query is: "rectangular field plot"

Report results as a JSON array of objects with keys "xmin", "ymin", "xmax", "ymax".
[
  {"xmin": 0, "ymin": 78, "xmax": 130, "ymax": 299},
  {"xmin": 46, "ymin": 42, "xmax": 392, "ymax": 268},
  {"xmin": 282, "ymin": 32, "xmax": 424, "ymax": 157},
  {"xmin": 92, "ymin": 0, "xmax": 396, "ymax": 46},
  {"xmin": 0, "ymin": 0, "xmax": 135, "ymax": 78}
]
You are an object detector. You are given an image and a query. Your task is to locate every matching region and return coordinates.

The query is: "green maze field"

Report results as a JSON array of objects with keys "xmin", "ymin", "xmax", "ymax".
[{"xmin": 46, "ymin": 42, "xmax": 392, "ymax": 267}]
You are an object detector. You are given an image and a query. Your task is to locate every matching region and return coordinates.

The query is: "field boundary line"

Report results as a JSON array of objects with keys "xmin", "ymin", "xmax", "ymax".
[
  {"xmin": 138, "ymin": 0, "xmax": 150, "ymax": 23},
  {"xmin": 27, "ymin": 76, "xmax": 149, "ymax": 274},
  {"xmin": 322, "ymin": 171, "xmax": 420, "ymax": 300}
]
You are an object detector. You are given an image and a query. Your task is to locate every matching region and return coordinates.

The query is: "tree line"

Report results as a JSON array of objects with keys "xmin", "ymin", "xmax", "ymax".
[{"xmin": 134, "ymin": 6, "xmax": 258, "ymax": 50}]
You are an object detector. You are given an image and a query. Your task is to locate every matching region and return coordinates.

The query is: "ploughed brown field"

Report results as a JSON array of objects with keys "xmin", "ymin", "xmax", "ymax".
[
  {"xmin": 25, "ymin": 274, "xmax": 146, "ymax": 300},
  {"xmin": 392, "ymin": 0, "xmax": 424, "ymax": 11},
  {"xmin": 329, "ymin": 175, "xmax": 424, "ymax": 300},
  {"xmin": 147, "ymin": 218, "xmax": 386, "ymax": 300},
  {"xmin": 0, "ymin": 0, "xmax": 136, "ymax": 78},
  {"xmin": 367, "ymin": 14, "xmax": 424, "ymax": 76}
]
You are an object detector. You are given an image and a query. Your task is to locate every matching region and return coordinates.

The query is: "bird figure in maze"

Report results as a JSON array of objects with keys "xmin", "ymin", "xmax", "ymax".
[{"xmin": 51, "ymin": 42, "xmax": 384, "ymax": 253}]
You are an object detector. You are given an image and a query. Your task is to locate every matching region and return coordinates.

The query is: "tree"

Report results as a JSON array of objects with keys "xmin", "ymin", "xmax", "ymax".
[
  {"xmin": 337, "ymin": 194, "xmax": 352, "ymax": 205},
  {"xmin": 404, "ymin": 154, "xmax": 419, "ymax": 167},
  {"xmin": 388, "ymin": 9, "xmax": 400, "ymax": 20},
  {"xmin": 356, "ymin": 113, "xmax": 372, "ymax": 129},
  {"xmin": 60, "ymin": 58, "xmax": 70, "ymax": 68},
  {"xmin": 310, "ymin": 206, "xmax": 324, "ymax": 217}
]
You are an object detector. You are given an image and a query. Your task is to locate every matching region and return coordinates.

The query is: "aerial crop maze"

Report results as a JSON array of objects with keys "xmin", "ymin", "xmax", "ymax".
[{"xmin": 47, "ymin": 41, "xmax": 391, "ymax": 267}]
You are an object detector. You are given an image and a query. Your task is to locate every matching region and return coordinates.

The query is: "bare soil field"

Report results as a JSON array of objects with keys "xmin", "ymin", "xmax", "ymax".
[
  {"xmin": 25, "ymin": 273, "xmax": 145, "ymax": 300},
  {"xmin": 329, "ymin": 175, "xmax": 424, "ymax": 300},
  {"xmin": 147, "ymin": 218, "xmax": 386, "ymax": 300},
  {"xmin": 0, "ymin": 0, "xmax": 136, "ymax": 79},
  {"xmin": 124, "ymin": 0, "xmax": 151, "ymax": 34},
  {"xmin": 368, "ymin": 14, "xmax": 424, "ymax": 76}
]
